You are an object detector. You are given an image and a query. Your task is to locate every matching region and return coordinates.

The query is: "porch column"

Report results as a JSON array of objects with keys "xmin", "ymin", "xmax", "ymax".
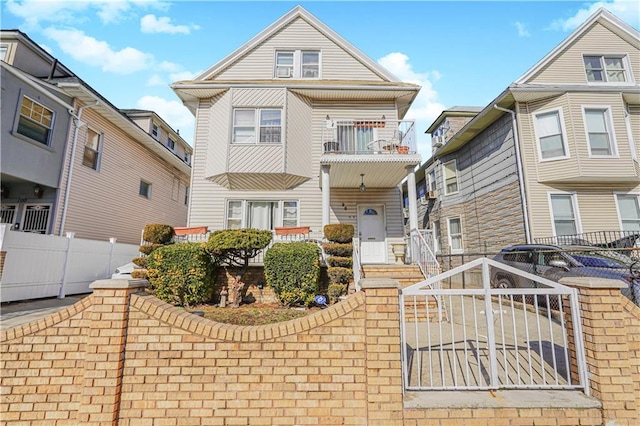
[
  {"xmin": 406, "ymin": 166, "xmax": 419, "ymax": 231},
  {"xmin": 321, "ymin": 165, "xmax": 331, "ymax": 228}
]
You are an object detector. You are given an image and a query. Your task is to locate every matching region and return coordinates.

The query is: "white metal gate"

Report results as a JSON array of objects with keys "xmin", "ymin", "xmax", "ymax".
[
  {"xmin": 400, "ymin": 257, "xmax": 588, "ymax": 393},
  {"xmin": 21, "ymin": 203, "xmax": 51, "ymax": 233}
]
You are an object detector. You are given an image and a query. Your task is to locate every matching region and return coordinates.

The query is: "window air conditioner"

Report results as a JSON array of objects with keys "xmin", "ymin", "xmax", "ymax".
[
  {"xmin": 432, "ymin": 135, "xmax": 444, "ymax": 148},
  {"xmin": 403, "ymin": 208, "xmax": 410, "ymax": 219},
  {"xmin": 428, "ymin": 190, "xmax": 438, "ymax": 199},
  {"xmin": 276, "ymin": 66, "xmax": 292, "ymax": 78},
  {"xmin": 419, "ymin": 195, "xmax": 428, "ymax": 205}
]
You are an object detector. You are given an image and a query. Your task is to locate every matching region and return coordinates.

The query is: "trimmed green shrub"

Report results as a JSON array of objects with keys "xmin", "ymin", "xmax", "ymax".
[
  {"xmin": 264, "ymin": 242, "xmax": 320, "ymax": 307},
  {"xmin": 139, "ymin": 244, "xmax": 163, "ymax": 256},
  {"xmin": 147, "ymin": 242, "xmax": 215, "ymax": 307},
  {"xmin": 327, "ymin": 256, "xmax": 352, "ymax": 268},
  {"xmin": 206, "ymin": 229, "xmax": 272, "ymax": 268},
  {"xmin": 327, "ymin": 283, "xmax": 347, "ymax": 304},
  {"xmin": 131, "ymin": 269, "xmax": 147, "ymax": 279},
  {"xmin": 143, "ymin": 223, "xmax": 175, "ymax": 245},
  {"xmin": 328, "ymin": 267, "xmax": 352, "ymax": 285},
  {"xmin": 322, "ymin": 243, "xmax": 353, "ymax": 257},
  {"xmin": 132, "ymin": 257, "xmax": 147, "ymax": 268},
  {"xmin": 324, "ymin": 224, "xmax": 354, "ymax": 243}
]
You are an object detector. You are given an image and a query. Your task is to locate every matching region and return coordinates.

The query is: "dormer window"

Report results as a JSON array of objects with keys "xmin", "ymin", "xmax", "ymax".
[
  {"xmin": 152, "ymin": 124, "xmax": 159, "ymax": 139},
  {"xmin": 274, "ymin": 50, "xmax": 320, "ymax": 79},
  {"xmin": 167, "ymin": 137, "xmax": 176, "ymax": 151},
  {"xmin": 583, "ymin": 55, "xmax": 628, "ymax": 83}
]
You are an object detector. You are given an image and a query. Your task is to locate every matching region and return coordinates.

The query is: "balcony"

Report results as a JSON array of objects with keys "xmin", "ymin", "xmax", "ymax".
[{"xmin": 321, "ymin": 119, "xmax": 417, "ymax": 155}]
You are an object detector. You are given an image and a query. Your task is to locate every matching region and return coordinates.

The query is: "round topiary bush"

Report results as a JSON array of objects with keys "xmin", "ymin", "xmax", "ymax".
[
  {"xmin": 143, "ymin": 223, "xmax": 175, "ymax": 245},
  {"xmin": 139, "ymin": 244, "xmax": 164, "ymax": 256},
  {"xmin": 327, "ymin": 267, "xmax": 352, "ymax": 285},
  {"xmin": 322, "ymin": 243, "xmax": 353, "ymax": 257},
  {"xmin": 264, "ymin": 242, "xmax": 320, "ymax": 307},
  {"xmin": 327, "ymin": 283, "xmax": 347, "ymax": 304},
  {"xmin": 146, "ymin": 242, "xmax": 215, "ymax": 307},
  {"xmin": 326, "ymin": 256, "xmax": 352, "ymax": 268},
  {"xmin": 324, "ymin": 224, "xmax": 354, "ymax": 243},
  {"xmin": 132, "ymin": 256, "xmax": 147, "ymax": 268}
]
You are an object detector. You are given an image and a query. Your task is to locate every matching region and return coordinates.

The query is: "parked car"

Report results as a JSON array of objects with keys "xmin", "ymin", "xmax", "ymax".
[
  {"xmin": 491, "ymin": 244, "xmax": 639, "ymax": 304},
  {"xmin": 111, "ymin": 262, "xmax": 136, "ymax": 279}
]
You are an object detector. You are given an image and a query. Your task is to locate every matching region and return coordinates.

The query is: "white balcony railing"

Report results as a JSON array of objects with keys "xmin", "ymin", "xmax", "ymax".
[{"xmin": 322, "ymin": 119, "xmax": 416, "ymax": 155}]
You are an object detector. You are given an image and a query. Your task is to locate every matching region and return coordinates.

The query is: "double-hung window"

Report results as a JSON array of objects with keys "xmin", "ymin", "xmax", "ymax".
[
  {"xmin": 232, "ymin": 109, "xmax": 282, "ymax": 144},
  {"xmin": 151, "ymin": 124, "xmax": 159, "ymax": 139},
  {"xmin": 139, "ymin": 180, "xmax": 151, "ymax": 199},
  {"xmin": 583, "ymin": 107, "xmax": 616, "ymax": 157},
  {"xmin": 167, "ymin": 137, "xmax": 176, "ymax": 151},
  {"xmin": 583, "ymin": 55, "xmax": 628, "ymax": 83},
  {"xmin": 442, "ymin": 160, "xmax": 459, "ymax": 195},
  {"xmin": 225, "ymin": 200, "xmax": 299, "ymax": 230},
  {"xmin": 616, "ymin": 194, "xmax": 640, "ymax": 232},
  {"xmin": 447, "ymin": 217, "xmax": 463, "ymax": 253},
  {"xmin": 274, "ymin": 50, "xmax": 320, "ymax": 79},
  {"xmin": 82, "ymin": 128, "xmax": 102, "ymax": 170},
  {"xmin": 534, "ymin": 109, "xmax": 568, "ymax": 160},
  {"xmin": 16, "ymin": 96, "xmax": 54, "ymax": 146},
  {"xmin": 549, "ymin": 194, "xmax": 580, "ymax": 236},
  {"xmin": 428, "ymin": 171, "xmax": 436, "ymax": 191}
]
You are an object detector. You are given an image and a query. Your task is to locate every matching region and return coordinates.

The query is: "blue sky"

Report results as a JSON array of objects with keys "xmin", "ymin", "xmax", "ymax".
[{"xmin": 3, "ymin": 0, "xmax": 639, "ymax": 159}]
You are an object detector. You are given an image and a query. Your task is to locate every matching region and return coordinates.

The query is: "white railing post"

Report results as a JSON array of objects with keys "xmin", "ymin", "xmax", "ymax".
[
  {"xmin": 58, "ymin": 231, "xmax": 75, "ymax": 299},
  {"xmin": 482, "ymin": 260, "xmax": 499, "ymax": 389},
  {"xmin": 106, "ymin": 237, "xmax": 117, "ymax": 279}
]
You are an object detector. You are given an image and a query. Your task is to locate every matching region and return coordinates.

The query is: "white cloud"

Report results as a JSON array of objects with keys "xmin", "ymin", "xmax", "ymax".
[
  {"xmin": 515, "ymin": 22, "xmax": 531, "ymax": 37},
  {"xmin": 140, "ymin": 14, "xmax": 199, "ymax": 34},
  {"xmin": 137, "ymin": 96, "xmax": 194, "ymax": 144},
  {"xmin": 147, "ymin": 74, "xmax": 165, "ymax": 86},
  {"xmin": 378, "ymin": 52, "xmax": 445, "ymax": 159},
  {"xmin": 169, "ymin": 70, "xmax": 197, "ymax": 82},
  {"xmin": 42, "ymin": 27, "xmax": 152, "ymax": 74},
  {"xmin": 550, "ymin": 0, "xmax": 640, "ymax": 31},
  {"xmin": 5, "ymin": 0, "xmax": 170, "ymax": 27}
]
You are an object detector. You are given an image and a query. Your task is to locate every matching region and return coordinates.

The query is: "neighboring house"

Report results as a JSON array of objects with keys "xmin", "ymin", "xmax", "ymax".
[
  {"xmin": 408, "ymin": 8, "xmax": 640, "ymax": 255},
  {"xmin": 0, "ymin": 30, "xmax": 192, "ymax": 245},
  {"xmin": 171, "ymin": 6, "xmax": 422, "ymax": 264}
]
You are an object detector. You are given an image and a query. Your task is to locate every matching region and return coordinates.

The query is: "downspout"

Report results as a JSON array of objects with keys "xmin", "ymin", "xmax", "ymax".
[
  {"xmin": 58, "ymin": 101, "xmax": 99, "ymax": 236},
  {"xmin": 493, "ymin": 104, "xmax": 532, "ymax": 244}
]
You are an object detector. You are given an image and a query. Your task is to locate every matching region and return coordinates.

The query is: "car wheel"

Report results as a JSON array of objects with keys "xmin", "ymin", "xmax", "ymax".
[{"xmin": 494, "ymin": 276, "xmax": 515, "ymax": 289}]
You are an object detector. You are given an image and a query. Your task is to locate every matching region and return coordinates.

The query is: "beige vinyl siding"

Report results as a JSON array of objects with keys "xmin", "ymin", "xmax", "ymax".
[
  {"xmin": 228, "ymin": 145, "xmax": 284, "ymax": 173},
  {"xmin": 528, "ymin": 22, "xmax": 640, "ymax": 84},
  {"xmin": 567, "ymin": 92, "xmax": 636, "ymax": 178},
  {"xmin": 213, "ymin": 18, "xmax": 383, "ymax": 82},
  {"xmin": 286, "ymin": 92, "xmax": 313, "ymax": 179},
  {"xmin": 53, "ymin": 108, "xmax": 189, "ymax": 245},
  {"xmin": 232, "ymin": 88, "xmax": 285, "ymax": 106},
  {"xmin": 128, "ymin": 116, "xmax": 152, "ymax": 134}
]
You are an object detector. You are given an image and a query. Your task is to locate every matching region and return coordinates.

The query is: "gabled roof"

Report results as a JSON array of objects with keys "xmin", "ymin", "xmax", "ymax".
[
  {"xmin": 425, "ymin": 106, "xmax": 483, "ymax": 134},
  {"xmin": 515, "ymin": 7, "xmax": 640, "ymax": 84},
  {"xmin": 194, "ymin": 5, "xmax": 399, "ymax": 82}
]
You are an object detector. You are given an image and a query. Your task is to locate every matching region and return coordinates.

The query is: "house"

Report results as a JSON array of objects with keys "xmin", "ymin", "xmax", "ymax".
[
  {"xmin": 406, "ymin": 8, "xmax": 640, "ymax": 256},
  {"xmin": 171, "ymin": 5, "xmax": 422, "ymax": 264},
  {"xmin": 0, "ymin": 30, "xmax": 192, "ymax": 245}
]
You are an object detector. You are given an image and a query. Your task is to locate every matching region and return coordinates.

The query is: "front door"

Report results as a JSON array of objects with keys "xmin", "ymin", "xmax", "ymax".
[{"xmin": 359, "ymin": 205, "xmax": 386, "ymax": 263}]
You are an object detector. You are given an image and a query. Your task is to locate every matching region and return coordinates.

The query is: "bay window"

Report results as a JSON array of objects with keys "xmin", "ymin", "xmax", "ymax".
[
  {"xmin": 225, "ymin": 200, "xmax": 299, "ymax": 230},
  {"xmin": 232, "ymin": 109, "xmax": 282, "ymax": 144},
  {"xmin": 534, "ymin": 109, "xmax": 568, "ymax": 160},
  {"xmin": 583, "ymin": 107, "xmax": 616, "ymax": 157}
]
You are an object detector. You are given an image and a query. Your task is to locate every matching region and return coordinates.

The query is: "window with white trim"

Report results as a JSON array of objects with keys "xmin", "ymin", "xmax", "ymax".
[
  {"xmin": 583, "ymin": 107, "xmax": 616, "ymax": 157},
  {"xmin": 550, "ymin": 194, "xmax": 579, "ymax": 236},
  {"xmin": 616, "ymin": 194, "xmax": 640, "ymax": 232},
  {"xmin": 583, "ymin": 55, "xmax": 628, "ymax": 83},
  {"xmin": 167, "ymin": 137, "xmax": 175, "ymax": 151},
  {"xmin": 428, "ymin": 171, "xmax": 436, "ymax": 191},
  {"xmin": 184, "ymin": 185, "xmax": 189, "ymax": 206},
  {"xmin": 232, "ymin": 109, "xmax": 282, "ymax": 144},
  {"xmin": 16, "ymin": 96, "xmax": 54, "ymax": 146},
  {"xmin": 82, "ymin": 128, "xmax": 102, "ymax": 170},
  {"xmin": 447, "ymin": 217, "xmax": 463, "ymax": 253},
  {"xmin": 225, "ymin": 200, "xmax": 299, "ymax": 230},
  {"xmin": 0, "ymin": 44, "xmax": 8, "ymax": 61},
  {"xmin": 534, "ymin": 109, "xmax": 568, "ymax": 160},
  {"xmin": 151, "ymin": 124, "xmax": 159, "ymax": 139},
  {"xmin": 442, "ymin": 160, "xmax": 459, "ymax": 195},
  {"xmin": 274, "ymin": 50, "xmax": 320, "ymax": 79}
]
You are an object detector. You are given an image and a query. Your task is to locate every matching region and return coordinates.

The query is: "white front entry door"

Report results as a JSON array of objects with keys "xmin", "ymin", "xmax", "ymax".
[{"xmin": 358, "ymin": 205, "xmax": 386, "ymax": 264}]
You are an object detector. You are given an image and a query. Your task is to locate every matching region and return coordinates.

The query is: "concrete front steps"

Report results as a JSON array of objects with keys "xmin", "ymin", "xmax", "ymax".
[{"xmin": 362, "ymin": 264, "xmax": 425, "ymax": 289}]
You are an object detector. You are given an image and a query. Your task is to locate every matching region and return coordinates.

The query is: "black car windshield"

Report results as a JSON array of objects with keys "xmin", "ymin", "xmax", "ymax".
[{"xmin": 571, "ymin": 254, "xmax": 626, "ymax": 268}]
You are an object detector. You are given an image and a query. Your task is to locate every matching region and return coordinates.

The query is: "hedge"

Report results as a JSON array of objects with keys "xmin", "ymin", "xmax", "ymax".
[
  {"xmin": 146, "ymin": 242, "xmax": 215, "ymax": 307},
  {"xmin": 324, "ymin": 224, "xmax": 354, "ymax": 243},
  {"xmin": 143, "ymin": 223, "xmax": 175, "ymax": 245},
  {"xmin": 264, "ymin": 242, "xmax": 320, "ymax": 307},
  {"xmin": 139, "ymin": 244, "xmax": 164, "ymax": 256},
  {"xmin": 206, "ymin": 229, "xmax": 272, "ymax": 267},
  {"xmin": 132, "ymin": 257, "xmax": 147, "ymax": 268},
  {"xmin": 326, "ymin": 256, "xmax": 352, "ymax": 268},
  {"xmin": 322, "ymin": 243, "xmax": 353, "ymax": 257},
  {"xmin": 327, "ymin": 267, "xmax": 352, "ymax": 285}
]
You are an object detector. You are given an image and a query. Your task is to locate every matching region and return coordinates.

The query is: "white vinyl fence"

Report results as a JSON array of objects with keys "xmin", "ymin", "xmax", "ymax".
[{"xmin": 0, "ymin": 225, "xmax": 139, "ymax": 302}]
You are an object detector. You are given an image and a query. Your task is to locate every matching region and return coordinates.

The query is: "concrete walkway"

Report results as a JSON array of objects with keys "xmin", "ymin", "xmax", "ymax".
[{"xmin": 0, "ymin": 293, "xmax": 91, "ymax": 330}]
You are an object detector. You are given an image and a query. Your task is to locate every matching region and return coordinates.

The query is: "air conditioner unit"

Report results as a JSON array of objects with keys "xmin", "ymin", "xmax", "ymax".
[
  {"xmin": 428, "ymin": 190, "xmax": 438, "ymax": 199},
  {"xmin": 402, "ymin": 208, "xmax": 409, "ymax": 219},
  {"xmin": 276, "ymin": 66, "xmax": 292, "ymax": 78},
  {"xmin": 419, "ymin": 195, "xmax": 428, "ymax": 205},
  {"xmin": 432, "ymin": 135, "xmax": 444, "ymax": 148}
]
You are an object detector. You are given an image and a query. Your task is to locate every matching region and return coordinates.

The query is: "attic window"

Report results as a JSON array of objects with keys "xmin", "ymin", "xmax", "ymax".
[
  {"xmin": 583, "ymin": 55, "xmax": 627, "ymax": 83},
  {"xmin": 274, "ymin": 50, "xmax": 320, "ymax": 79}
]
